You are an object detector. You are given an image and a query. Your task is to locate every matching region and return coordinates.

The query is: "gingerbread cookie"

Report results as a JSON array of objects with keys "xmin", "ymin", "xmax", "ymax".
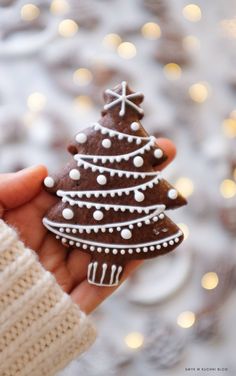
[{"xmin": 43, "ymin": 82, "xmax": 187, "ymax": 287}]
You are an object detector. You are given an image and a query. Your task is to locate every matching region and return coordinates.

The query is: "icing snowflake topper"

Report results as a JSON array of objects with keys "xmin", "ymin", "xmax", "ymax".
[{"xmin": 103, "ymin": 81, "xmax": 144, "ymax": 117}]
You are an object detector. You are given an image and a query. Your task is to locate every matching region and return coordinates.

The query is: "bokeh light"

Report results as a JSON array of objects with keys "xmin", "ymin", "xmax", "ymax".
[
  {"xmin": 175, "ymin": 177, "xmax": 194, "ymax": 198},
  {"xmin": 220, "ymin": 179, "xmax": 236, "ymax": 199},
  {"xmin": 73, "ymin": 95, "xmax": 93, "ymax": 111},
  {"xmin": 222, "ymin": 118, "xmax": 236, "ymax": 138},
  {"xmin": 182, "ymin": 4, "xmax": 202, "ymax": 22},
  {"xmin": 201, "ymin": 272, "xmax": 219, "ymax": 290},
  {"xmin": 58, "ymin": 19, "xmax": 78, "ymax": 37},
  {"xmin": 177, "ymin": 311, "xmax": 195, "ymax": 328},
  {"xmin": 117, "ymin": 42, "xmax": 137, "ymax": 59},
  {"xmin": 124, "ymin": 332, "xmax": 144, "ymax": 349},
  {"xmin": 163, "ymin": 63, "xmax": 182, "ymax": 80},
  {"xmin": 183, "ymin": 35, "xmax": 201, "ymax": 52},
  {"xmin": 73, "ymin": 68, "xmax": 93, "ymax": 86},
  {"xmin": 177, "ymin": 223, "xmax": 190, "ymax": 240},
  {"xmin": 189, "ymin": 82, "xmax": 209, "ymax": 103},
  {"xmin": 141, "ymin": 22, "xmax": 161, "ymax": 40},
  {"xmin": 21, "ymin": 4, "xmax": 40, "ymax": 21},
  {"xmin": 27, "ymin": 92, "xmax": 46, "ymax": 112},
  {"xmin": 103, "ymin": 33, "xmax": 122, "ymax": 49},
  {"xmin": 50, "ymin": 0, "xmax": 70, "ymax": 15}
]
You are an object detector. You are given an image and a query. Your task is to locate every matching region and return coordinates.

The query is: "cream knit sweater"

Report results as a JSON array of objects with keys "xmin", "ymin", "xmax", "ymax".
[{"xmin": 0, "ymin": 219, "xmax": 96, "ymax": 376}]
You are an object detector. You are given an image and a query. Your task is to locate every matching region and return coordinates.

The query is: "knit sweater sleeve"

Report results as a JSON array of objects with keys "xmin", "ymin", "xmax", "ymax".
[{"xmin": 0, "ymin": 219, "xmax": 96, "ymax": 376}]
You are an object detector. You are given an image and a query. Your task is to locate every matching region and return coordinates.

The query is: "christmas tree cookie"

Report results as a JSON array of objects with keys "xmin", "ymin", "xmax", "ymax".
[{"xmin": 43, "ymin": 82, "xmax": 187, "ymax": 287}]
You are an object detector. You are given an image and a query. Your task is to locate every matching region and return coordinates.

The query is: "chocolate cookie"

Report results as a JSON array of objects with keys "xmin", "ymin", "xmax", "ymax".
[{"xmin": 43, "ymin": 82, "xmax": 187, "ymax": 287}]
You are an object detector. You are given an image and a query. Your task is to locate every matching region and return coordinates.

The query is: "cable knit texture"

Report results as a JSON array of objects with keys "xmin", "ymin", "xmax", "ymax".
[{"xmin": 0, "ymin": 220, "xmax": 96, "ymax": 376}]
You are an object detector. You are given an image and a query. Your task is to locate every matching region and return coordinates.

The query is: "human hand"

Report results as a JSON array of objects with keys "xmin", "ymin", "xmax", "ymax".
[{"xmin": 0, "ymin": 138, "xmax": 176, "ymax": 314}]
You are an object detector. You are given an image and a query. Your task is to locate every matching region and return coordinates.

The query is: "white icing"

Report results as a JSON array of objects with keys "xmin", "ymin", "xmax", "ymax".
[
  {"xmin": 121, "ymin": 229, "xmax": 132, "ymax": 239},
  {"xmin": 131, "ymin": 122, "xmax": 140, "ymax": 131},
  {"xmin": 100, "ymin": 263, "xmax": 107, "ymax": 284},
  {"xmin": 69, "ymin": 169, "xmax": 80, "ymax": 180},
  {"xmin": 97, "ymin": 174, "xmax": 107, "ymax": 185},
  {"xmin": 154, "ymin": 149, "xmax": 163, "ymax": 159},
  {"xmin": 57, "ymin": 174, "xmax": 160, "ymax": 199},
  {"xmin": 133, "ymin": 156, "xmax": 144, "ymax": 167},
  {"xmin": 94, "ymin": 122, "xmax": 149, "ymax": 141},
  {"xmin": 44, "ymin": 176, "xmax": 55, "ymax": 188},
  {"xmin": 74, "ymin": 156, "xmax": 158, "ymax": 178},
  {"xmin": 102, "ymin": 138, "xmax": 111, "ymax": 148},
  {"xmin": 134, "ymin": 191, "xmax": 145, "ymax": 202},
  {"xmin": 93, "ymin": 210, "xmax": 104, "ymax": 221},
  {"xmin": 103, "ymin": 81, "xmax": 144, "ymax": 117},
  {"xmin": 62, "ymin": 208, "xmax": 74, "ymax": 220},
  {"xmin": 168, "ymin": 188, "xmax": 178, "ymax": 199},
  {"xmin": 115, "ymin": 266, "xmax": 123, "ymax": 284},
  {"xmin": 76, "ymin": 133, "xmax": 87, "ymax": 144},
  {"xmin": 75, "ymin": 136, "xmax": 155, "ymax": 163},
  {"xmin": 43, "ymin": 218, "xmax": 182, "ymax": 250}
]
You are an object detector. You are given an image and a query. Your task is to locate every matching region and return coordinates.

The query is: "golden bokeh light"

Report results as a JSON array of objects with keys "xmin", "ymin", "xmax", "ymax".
[
  {"xmin": 220, "ymin": 179, "xmax": 236, "ymax": 199},
  {"xmin": 175, "ymin": 177, "xmax": 194, "ymax": 198},
  {"xmin": 177, "ymin": 311, "xmax": 195, "ymax": 328},
  {"xmin": 117, "ymin": 42, "xmax": 137, "ymax": 59},
  {"xmin": 220, "ymin": 18, "xmax": 236, "ymax": 39},
  {"xmin": 58, "ymin": 19, "xmax": 78, "ymax": 37},
  {"xmin": 201, "ymin": 272, "xmax": 219, "ymax": 290},
  {"xmin": 27, "ymin": 92, "xmax": 46, "ymax": 112},
  {"xmin": 73, "ymin": 95, "xmax": 93, "ymax": 111},
  {"xmin": 73, "ymin": 68, "xmax": 93, "ymax": 86},
  {"xmin": 182, "ymin": 4, "xmax": 202, "ymax": 22},
  {"xmin": 124, "ymin": 332, "xmax": 144, "ymax": 349},
  {"xmin": 189, "ymin": 82, "xmax": 209, "ymax": 103},
  {"xmin": 102, "ymin": 33, "xmax": 122, "ymax": 49},
  {"xmin": 163, "ymin": 63, "xmax": 182, "ymax": 80},
  {"xmin": 177, "ymin": 223, "xmax": 190, "ymax": 240},
  {"xmin": 21, "ymin": 4, "xmax": 40, "ymax": 21},
  {"xmin": 183, "ymin": 35, "xmax": 200, "ymax": 52},
  {"xmin": 50, "ymin": 0, "xmax": 70, "ymax": 15},
  {"xmin": 141, "ymin": 22, "xmax": 161, "ymax": 40},
  {"xmin": 222, "ymin": 118, "xmax": 236, "ymax": 138}
]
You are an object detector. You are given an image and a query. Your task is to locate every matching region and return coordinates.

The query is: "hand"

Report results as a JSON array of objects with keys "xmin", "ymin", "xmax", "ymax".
[{"xmin": 0, "ymin": 138, "xmax": 176, "ymax": 314}]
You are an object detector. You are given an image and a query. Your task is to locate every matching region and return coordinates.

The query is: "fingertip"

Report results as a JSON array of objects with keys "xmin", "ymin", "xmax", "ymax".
[
  {"xmin": 155, "ymin": 138, "xmax": 176, "ymax": 170},
  {"xmin": 17, "ymin": 165, "xmax": 48, "ymax": 180}
]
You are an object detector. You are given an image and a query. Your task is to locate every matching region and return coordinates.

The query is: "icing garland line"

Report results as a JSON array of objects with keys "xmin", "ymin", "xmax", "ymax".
[
  {"xmin": 57, "ymin": 174, "xmax": 160, "ymax": 199},
  {"xmin": 43, "ymin": 219, "xmax": 182, "ymax": 251},
  {"xmin": 59, "ymin": 195, "xmax": 165, "ymax": 213},
  {"xmin": 43, "ymin": 208, "xmax": 164, "ymax": 232},
  {"xmin": 75, "ymin": 136, "xmax": 155, "ymax": 164},
  {"xmin": 93, "ymin": 122, "xmax": 149, "ymax": 144},
  {"xmin": 74, "ymin": 156, "xmax": 159, "ymax": 178}
]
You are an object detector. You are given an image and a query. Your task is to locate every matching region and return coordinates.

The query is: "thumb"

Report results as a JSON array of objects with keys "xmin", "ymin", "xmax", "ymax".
[{"xmin": 0, "ymin": 165, "xmax": 48, "ymax": 211}]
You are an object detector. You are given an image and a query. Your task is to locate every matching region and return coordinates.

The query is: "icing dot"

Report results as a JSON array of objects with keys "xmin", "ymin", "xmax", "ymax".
[
  {"xmin": 76, "ymin": 133, "xmax": 87, "ymax": 144},
  {"xmin": 113, "ymin": 249, "xmax": 118, "ymax": 254},
  {"xmin": 154, "ymin": 149, "xmax": 163, "ymax": 159},
  {"xmin": 69, "ymin": 169, "xmax": 80, "ymax": 180},
  {"xmin": 121, "ymin": 249, "xmax": 125, "ymax": 255},
  {"xmin": 44, "ymin": 176, "xmax": 55, "ymax": 188},
  {"xmin": 163, "ymin": 242, "xmax": 168, "ymax": 247},
  {"xmin": 102, "ymin": 138, "xmax": 111, "ymax": 148},
  {"xmin": 134, "ymin": 190, "xmax": 145, "ymax": 202},
  {"xmin": 121, "ymin": 229, "xmax": 132, "ymax": 239},
  {"xmin": 62, "ymin": 208, "xmax": 74, "ymax": 220},
  {"xmin": 133, "ymin": 156, "xmax": 144, "ymax": 167},
  {"xmin": 168, "ymin": 188, "xmax": 178, "ymax": 199},
  {"xmin": 131, "ymin": 122, "xmax": 140, "ymax": 131},
  {"xmin": 93, "ymin": 210, "xmax": 104, "ymax": 221},
  {"xmin": 97, "ymin": 174, "xmax": 107, "ymax": 185}
]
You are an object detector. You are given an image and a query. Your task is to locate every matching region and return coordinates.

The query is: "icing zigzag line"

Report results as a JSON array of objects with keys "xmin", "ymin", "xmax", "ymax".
[
  {"xmin": 43, "ymin": 208, "xmax": 164, "ymax": 232},
  {"xmin": 75, "ymin": 136, "xmax": 155, "ymax": 163},
  {"xmin": 74, "ymin": 156, "xmax": 159, "ymax": 178},
  {"xmin": 43, "ymin": 219, "xmax": 182, "ymax": 252},
  {"xmin": 59, "ymin": 196, "xmax": 166, "ymax": 213},
  {"xmin": 93, "ymin": 123, "xmax": 148, "ymax": 144},
  {"xmin": 57, "ymin": 174, "xmax": 161, "ymax": 199}
]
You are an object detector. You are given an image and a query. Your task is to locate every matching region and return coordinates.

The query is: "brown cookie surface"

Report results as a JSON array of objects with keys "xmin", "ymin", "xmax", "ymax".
[{"xmin": 43, "ymin": 82, "xmax": 187, "ymax": 287}]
